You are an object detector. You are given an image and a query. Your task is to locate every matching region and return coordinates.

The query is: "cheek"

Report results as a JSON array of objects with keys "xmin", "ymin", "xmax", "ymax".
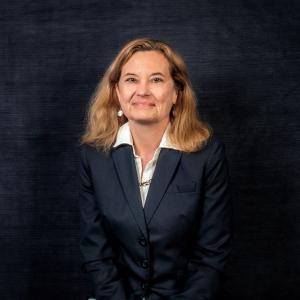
[
  {"xmin": 159, "ymin": 90, "xmax": 176, "ymax": 108},
  {"xmin": 120, "ymin": 88, "xmax": 134, "ymax": 102},
  {"xmin": 117, "ymin": 88, "xmax": 128, "ymax": 103}
]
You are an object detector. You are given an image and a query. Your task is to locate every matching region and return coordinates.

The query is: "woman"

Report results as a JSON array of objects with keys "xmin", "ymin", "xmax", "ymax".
[{"xmin": 78, "ymin": 38, "xmax": 233, "ymax": 300}]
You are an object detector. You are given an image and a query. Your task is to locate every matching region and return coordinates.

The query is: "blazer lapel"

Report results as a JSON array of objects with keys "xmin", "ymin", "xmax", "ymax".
[
  {"xmin": 144, "ymin": 148, "xmax": 182, "ymax": 224},
  {"xmin": 111, "ymin": 145, "xmax": 148, "ymax": 238}
]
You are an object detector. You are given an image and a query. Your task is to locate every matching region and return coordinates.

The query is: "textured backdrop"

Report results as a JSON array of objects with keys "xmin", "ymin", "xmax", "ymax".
[{"xmin": 0, "ymin": 0, "xmax": 299, "ymax": 299}]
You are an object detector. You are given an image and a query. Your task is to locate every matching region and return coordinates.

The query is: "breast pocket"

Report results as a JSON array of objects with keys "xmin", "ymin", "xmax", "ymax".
[
  {"xmin": 158, "ymin": 182, "xmax": 202, "ymax": 237},
  {"xmin": 167, "ymin": 181, "xmax": 199, "ymax": 194},
  {"xmin": 176, "ymin": 182, "xmax": 197, "ymax": 193}
]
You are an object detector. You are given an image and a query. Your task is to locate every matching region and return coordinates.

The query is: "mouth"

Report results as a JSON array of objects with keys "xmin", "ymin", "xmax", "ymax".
[{"xmin": 132, "ymin": 100, "xmax": 155, "ymax": 107}]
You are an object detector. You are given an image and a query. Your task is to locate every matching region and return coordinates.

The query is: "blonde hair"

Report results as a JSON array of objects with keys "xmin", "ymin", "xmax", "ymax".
[{"xmin": 80, "ymin": 38, "xmax": 213, "ymax": 152}]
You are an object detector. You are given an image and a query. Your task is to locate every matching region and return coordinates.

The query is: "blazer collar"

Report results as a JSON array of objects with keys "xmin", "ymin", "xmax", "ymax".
[
  {"xmin": 112, "ymin": 145, "xmax": 182, "ymax": 237},
  {"xmin": 143, "ymin": 148, "xmax": 182, "ymax": 224}
]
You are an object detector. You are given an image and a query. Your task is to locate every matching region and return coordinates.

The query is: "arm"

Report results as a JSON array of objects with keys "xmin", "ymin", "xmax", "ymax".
[
  {"xmin": 78, "ymin": 144, "xmax": 127, "ymax": 300},
  {"xmin": 172, "ymin": 139, "xmax": 233, "ymax": 300}
]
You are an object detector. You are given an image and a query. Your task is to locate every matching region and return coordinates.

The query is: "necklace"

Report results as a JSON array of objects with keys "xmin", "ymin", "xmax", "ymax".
[{"xmin": 139, "ymin": 179, "xmax": 152, "ymax": 187}]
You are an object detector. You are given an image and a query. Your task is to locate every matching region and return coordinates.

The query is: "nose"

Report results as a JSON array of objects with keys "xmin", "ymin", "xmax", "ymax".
[{"xmin": 136, "ymin": 80, "xmax": 151, "ymax": 97}]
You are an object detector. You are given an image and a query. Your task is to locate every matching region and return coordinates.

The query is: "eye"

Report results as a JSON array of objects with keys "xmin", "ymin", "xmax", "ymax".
[
  {"xmin": 125, "ymin": 77, "xmax": 137, "ymax": 83},
  {"xmin": 151, "ymin": 77, "xmax": 163, "ymax": 83}
]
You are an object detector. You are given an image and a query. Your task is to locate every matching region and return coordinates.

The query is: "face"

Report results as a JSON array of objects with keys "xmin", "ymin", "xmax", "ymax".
[{"xmin": 115, "ymin": 51, "xmax": 178, "ymax": 126}]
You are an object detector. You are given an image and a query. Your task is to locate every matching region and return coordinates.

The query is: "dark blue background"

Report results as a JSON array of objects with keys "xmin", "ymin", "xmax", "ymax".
[{"xmin": 1, "ymin": 0, "xmax": 299, "ymax": 299}]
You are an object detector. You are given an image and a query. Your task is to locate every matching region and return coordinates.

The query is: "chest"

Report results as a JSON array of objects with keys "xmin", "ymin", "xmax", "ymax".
[{"xmin": 90, "ymin": 154, "xmax": 206, "ymax": 242}]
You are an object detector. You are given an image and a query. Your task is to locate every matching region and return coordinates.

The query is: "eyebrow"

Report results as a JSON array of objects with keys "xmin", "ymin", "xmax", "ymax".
[
  {"xmin": 123, "ymin": 73, "xmax": 137, "ymax": 77},
  {"xmin": 123, "ymin": 72, "xmax": 165, "ymax": 77},
  {"xmin": 151, "ymin": 72, "xmax": 165, "ymax": 77}
]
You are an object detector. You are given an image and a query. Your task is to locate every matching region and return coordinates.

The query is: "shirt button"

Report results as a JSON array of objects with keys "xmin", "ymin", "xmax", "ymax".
[{"xmin": 138, "ymin": 237, "xmax": 147, "ymax": 247}]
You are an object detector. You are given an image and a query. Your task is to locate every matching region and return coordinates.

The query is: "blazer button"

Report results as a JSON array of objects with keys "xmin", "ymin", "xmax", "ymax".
[
  {"xmin": 138, "ymin": 237, "xmax": 147, "ymax": 247},
  {"xmin": 141, "ymin": 282, "xmax": 149, "ymax": 290},
  {"xmin": 141, "ymin": 259, "xmax": 149, "ymax": 269}
]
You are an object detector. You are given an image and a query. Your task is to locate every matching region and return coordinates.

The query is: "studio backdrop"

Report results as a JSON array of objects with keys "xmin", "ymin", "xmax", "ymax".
[{"xmin": 0, "ymin": 0, "xmax": 299, "ymax": 299}]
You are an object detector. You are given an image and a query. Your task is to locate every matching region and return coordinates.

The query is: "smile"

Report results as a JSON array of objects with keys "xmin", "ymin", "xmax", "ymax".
[{"xmin": 132, "ymin": 100, "xmax": 155, "ymax": 107}]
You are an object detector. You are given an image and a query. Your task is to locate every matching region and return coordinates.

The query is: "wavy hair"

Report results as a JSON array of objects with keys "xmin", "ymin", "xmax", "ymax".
[{"xmin": 80, "ymin": 38, "xmax": 213, "ymax": 152}]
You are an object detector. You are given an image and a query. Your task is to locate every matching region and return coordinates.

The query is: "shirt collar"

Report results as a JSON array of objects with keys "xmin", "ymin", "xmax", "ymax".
[{"xmin": 113, "ymin": 122, "xmax": 178, "ymax": 152}]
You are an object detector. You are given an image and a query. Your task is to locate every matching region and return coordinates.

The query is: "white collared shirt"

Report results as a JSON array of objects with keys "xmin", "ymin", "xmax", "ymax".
[{"xmin": 113, "ymin": 122, "xmax": 178, "ymax": 208}]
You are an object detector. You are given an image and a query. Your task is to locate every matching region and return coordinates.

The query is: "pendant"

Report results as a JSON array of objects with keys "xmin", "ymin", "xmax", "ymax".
[{"xmin": 139, "ymin": 179, "xmax": 152, "ymax": 187}]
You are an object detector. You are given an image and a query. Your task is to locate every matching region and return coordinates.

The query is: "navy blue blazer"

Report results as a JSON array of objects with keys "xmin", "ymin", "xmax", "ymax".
[{"xmin": 78, "ymin": 136, "xmax": 233, "ymax": 300}]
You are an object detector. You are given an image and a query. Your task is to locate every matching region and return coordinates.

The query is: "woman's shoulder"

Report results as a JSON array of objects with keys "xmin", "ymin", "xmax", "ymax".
[
  {"xmin": 197, "ymin": 135, "xmax": 226, "ymax": 156},
  {"xmin": 77, "ymin": 142, "xmax": 111, "ymax": 162},
  {"xmin": 183, "ymin": 135, "xmax": 227, "ymax": 165}
]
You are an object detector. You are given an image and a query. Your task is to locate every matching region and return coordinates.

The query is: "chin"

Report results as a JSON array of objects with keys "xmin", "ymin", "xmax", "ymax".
[
  {"xmin": 133, "ymin": 119, "xmax": 157, "ymax": 125},
  {"xmin": 130, "ymin": 116, "xmax": 159, "ymax": 125},
  {"xmin": 128, "ymin": 112, "xmax": 156, "ymax": 123}
]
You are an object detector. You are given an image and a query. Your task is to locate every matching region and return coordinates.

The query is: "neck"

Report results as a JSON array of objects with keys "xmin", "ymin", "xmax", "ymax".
[{"xmin": 129, "ymin": 119, "xmax": 169, "ymax": 158}]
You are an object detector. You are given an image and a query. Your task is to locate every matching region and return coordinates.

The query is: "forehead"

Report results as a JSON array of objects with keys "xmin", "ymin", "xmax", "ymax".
[{"xmin": 121, "ymin": 50, "xmax": 171, "ymax": 75}]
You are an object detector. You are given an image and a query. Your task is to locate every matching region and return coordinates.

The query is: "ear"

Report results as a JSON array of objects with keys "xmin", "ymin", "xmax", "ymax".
[
  {"xmin": 172, "ymin": 89, "xmax": 178, "ymax": 105},
  {"xmin": 115, "ymin": 83, "xmax": 121, "ymax": 102}
]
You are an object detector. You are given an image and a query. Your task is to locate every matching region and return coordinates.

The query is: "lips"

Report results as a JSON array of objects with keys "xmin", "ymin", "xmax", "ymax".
[{"xmin": 132, "ymin": 99, "xmax": 155, "ymax": 106}]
